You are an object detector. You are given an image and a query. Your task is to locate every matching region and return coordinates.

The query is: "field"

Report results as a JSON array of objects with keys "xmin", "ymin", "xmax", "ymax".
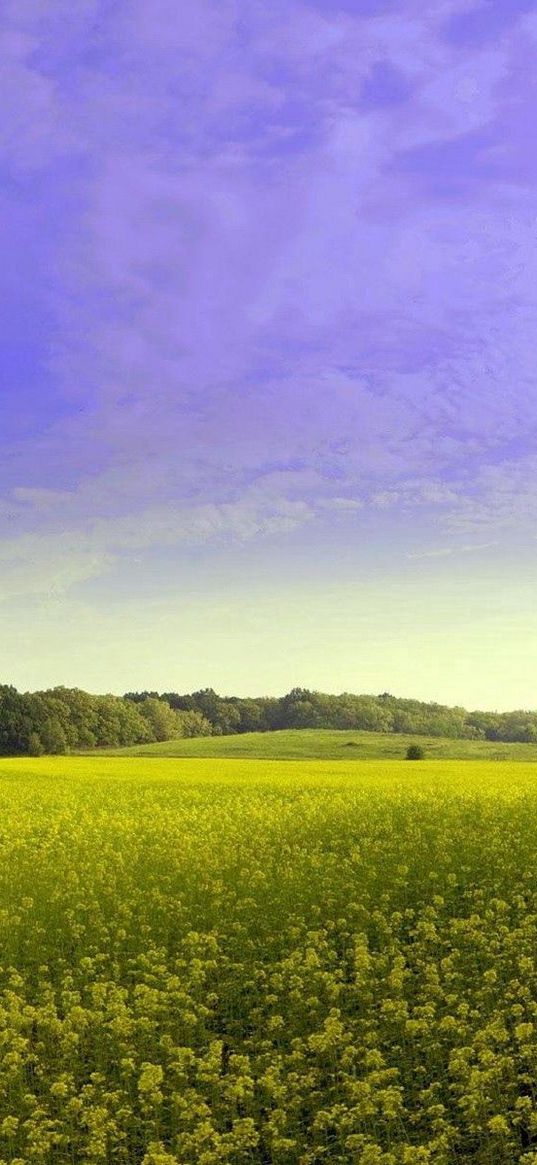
[
  {"xmin": 2, "ymin": 757, "xmax": 537, "ymax": 1164},
  {"xmin": 94, "ymin": 726, "xmax": 537, "ymax": 762}
]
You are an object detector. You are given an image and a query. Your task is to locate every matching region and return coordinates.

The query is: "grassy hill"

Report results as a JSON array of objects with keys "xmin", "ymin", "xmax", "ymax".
[{"xmin": 91, "ymin": 727, "xmax": 537, "ymax": 761}]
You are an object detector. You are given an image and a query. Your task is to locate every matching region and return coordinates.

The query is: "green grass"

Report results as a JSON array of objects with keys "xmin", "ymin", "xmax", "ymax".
[
  {"xmin": 1, "ymin": 755, "xmax": 537, "ymax": 1163},
  {"xmin": 91, "ymin": 725, "xmax": 537, "ymax": 761}
]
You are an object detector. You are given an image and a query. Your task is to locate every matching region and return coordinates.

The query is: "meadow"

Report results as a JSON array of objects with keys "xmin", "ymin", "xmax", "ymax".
[
  {"xmin": 1, "ymin": 756, "xmax": 537, "ymax": 1163},
  {"xmin": 94, "ymin": 726, "xmax": 537, "ymax": 762}
]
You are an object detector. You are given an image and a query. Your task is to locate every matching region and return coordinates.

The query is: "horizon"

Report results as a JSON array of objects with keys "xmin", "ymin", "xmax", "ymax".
[{"xmin": 2, "ymin": 1, "xmax": 536, "ymax": 707}]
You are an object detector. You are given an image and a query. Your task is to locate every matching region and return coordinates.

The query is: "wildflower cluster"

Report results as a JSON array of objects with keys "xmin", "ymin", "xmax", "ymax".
[{"xmin": 0, "ymin": 757, "xmax": 536, "ymax": 1163}]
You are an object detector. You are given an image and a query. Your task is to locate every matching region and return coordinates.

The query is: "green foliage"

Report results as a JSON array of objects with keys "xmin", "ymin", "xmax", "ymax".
[
  {"xmin": 0, "ymin": 688, "xmax": 213, "ymax": 756},
  {"xmin": 138, "ymin": 697, "xmax": 181, "ymax": 742},
  {"xmin": 2, "ymin": 682, "xmax": 537, "ymax": 755},
  {"xmin": 0, "ymin": 756, "xmax": 536, "ymax": 1162},
  {"xmin": 406, "ymin": 743, "xmax": 425, "ymax": 760},
  {"xmin": 142, "ymin": 687, "xmax": 537, "ymax": 744},
  {"xmin": 175, "ymin": 709, "xmax": 213, "ymax": 738},
  {"xmin": 27, "ymin": 731, "xmax": 44, "ymax": 757}
]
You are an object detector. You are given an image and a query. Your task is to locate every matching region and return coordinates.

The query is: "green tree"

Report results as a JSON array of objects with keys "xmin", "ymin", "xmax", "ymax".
[
  {"xmin": 406, "ymin": 743, "xmax": 425, "ymax": 760},
  {"xmin": 27, "ymin": 731, "xmax": 45, "ymax": 757},
  {"xmin": 139, "ymin": 697, "xmax": 180, "ymax": 742},
  {"xmin": 176, "ymin": 710, "xmax": 213, "ymax": 737}
]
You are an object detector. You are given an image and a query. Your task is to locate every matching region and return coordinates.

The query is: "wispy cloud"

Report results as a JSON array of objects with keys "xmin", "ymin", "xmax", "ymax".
[
  {"xmin": 1, "ymin": 0, "xmax": 536, "ymax": 603},
  {"xmin": 0, "ymin": 491, "xmax": 316, "ymax": 599},
  {"xmin": 407, "ymin": 541, "xmax": 498, "ymax": 561}
]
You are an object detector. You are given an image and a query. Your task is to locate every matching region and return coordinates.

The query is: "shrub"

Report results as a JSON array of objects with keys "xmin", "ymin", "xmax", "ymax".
[{"xmin": 406, "ymin": 743, "xmax": 425, "ymax": 760}]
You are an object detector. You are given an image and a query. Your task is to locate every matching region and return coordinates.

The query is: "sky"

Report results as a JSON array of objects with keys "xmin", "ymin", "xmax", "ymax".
[{"xmin": 1, "ymin": 0, "xmax": 536, "ymax": 710}]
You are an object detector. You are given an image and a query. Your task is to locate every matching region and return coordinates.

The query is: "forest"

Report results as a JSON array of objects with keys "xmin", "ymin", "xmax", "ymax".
[{"xmin": 1, "ymin": 683, "xmax": 537, "ymax": 755}]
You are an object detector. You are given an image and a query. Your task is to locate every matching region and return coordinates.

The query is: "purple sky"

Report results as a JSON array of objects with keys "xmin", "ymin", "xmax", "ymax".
[{"xmin": 1, "ymin": 0, "xmax": 537, "ymax": 707}]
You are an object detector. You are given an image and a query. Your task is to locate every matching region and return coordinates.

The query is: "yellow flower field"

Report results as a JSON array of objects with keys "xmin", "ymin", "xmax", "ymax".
[{"xmin": 1, "ymin": 757, "xmax": 537, "ymax": 1164}]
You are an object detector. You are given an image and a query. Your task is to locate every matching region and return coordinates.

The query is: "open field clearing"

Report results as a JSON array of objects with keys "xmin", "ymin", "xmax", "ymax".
[
  {"xmin": 2, "ymin": 758, "xmax": 537, "ymax": 1163},
  {"xmin": 93, "ymin": 727, "xmax": 537, "ymax": 762}
]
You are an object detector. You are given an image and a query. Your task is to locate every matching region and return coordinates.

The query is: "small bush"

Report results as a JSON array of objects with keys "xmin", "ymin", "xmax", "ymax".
[{"xmin": 406, "ymin": 743, "xmax": 425, "ymax": 760}]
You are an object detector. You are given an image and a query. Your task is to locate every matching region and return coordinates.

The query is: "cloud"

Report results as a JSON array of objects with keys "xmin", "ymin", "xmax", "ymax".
[
  {"xmin": 0, "ymin": 491, "xmax": 316, "ymax": 599},
  {"xmin": 12, "ymin": 487, "xmax": 75, "ymax": 510},
  {"xmin": 3, "ymin": 446, "xmax": 534, "ymax": 603},
  {"xmin": 320, "ymin": 497, "xmax": 364, "ymax": 512},
  {"xmin": 0, "ymin": 0, "xmax": 536, "ymax": 600},
  {"xmin": 371, "ymin": 480, "xmax": 461, "ymax": 508},
  {"xmin": 407, "ymin": 541, "xmax": 498, "ymax": 560},
  {"xmin": 444, "ymin": 457, "xmax": 537, "ymax": 536},
  {"xmin": 365, "ymin": 455, "xmax": 537, "ymax": 542}
]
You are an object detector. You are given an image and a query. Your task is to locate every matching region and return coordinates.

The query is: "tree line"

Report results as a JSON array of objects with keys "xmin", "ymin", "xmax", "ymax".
[
  {"xmin": 0, "ymin": 686, "xmax": 211, "ymax": 756},
  {"xmin": 131, "ymin": 687, "xmax": 537, "ymax": 743},
  {"xmin": 1, "ymin": 683, "xmax": 536, "ymax": 755}
]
